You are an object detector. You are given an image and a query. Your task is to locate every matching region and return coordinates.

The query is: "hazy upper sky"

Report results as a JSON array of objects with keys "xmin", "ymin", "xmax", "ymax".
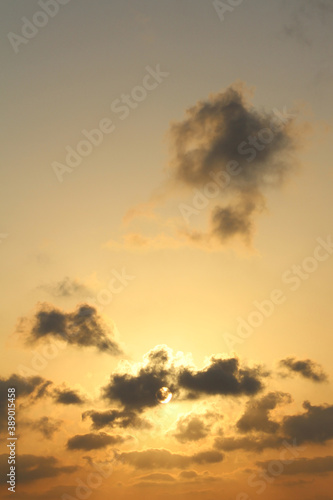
[{"xmin": 1, "ymin": 1, "xmax": 333, "ymax": 500}]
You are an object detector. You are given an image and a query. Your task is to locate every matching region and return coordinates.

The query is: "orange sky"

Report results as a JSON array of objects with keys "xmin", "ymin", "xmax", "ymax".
[{"xmin": 1, "ymin": 1, "xmax": 333, "ymax": 500}]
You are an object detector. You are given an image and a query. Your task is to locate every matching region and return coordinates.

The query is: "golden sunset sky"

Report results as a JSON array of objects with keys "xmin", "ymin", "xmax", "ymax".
[{"xmin": 1, "ymin": 1, "xmax": 333, "ymax": 500}]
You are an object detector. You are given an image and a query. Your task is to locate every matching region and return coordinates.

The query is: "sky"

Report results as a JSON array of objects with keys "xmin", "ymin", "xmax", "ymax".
[{"xmin": 0, "ymin": 1, "xmax": 333, "ymax": 499}]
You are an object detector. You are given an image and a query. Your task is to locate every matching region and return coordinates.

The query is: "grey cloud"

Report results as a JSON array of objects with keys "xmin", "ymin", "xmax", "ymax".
[
  {"xmin": 0, "ymin": 374, "xmax": 51, "ymax": 432},
  {"xmin": 236, "ymin": 391, "xmax": 292, "ymax": 433},
  {"xmin": 118, "ymin": 448, "xmax": 223, "ymax": 470},
  {"xmin": 168, "ymin": 83, "xmax": 298, "ymax": 244},
  {"xmin": 22, "ymin": 416, "xmax": 62, "ymax": 439},
  {"xmin": 214, "ymin": 435, "xmax": 284, "ymax": 453},
  {"xmin": 53, "ymin": 387, "xmax": 86, "ymax": 405},
  {"xmin": 82, "ymin": 408, "xmax": 152, "ymax": 430},
  {"xmin": 67, "ymin": 432, "xmax": 128, "ymax": 451},
  {"xmin": 40, "ymin": 277, "xmax": 90, "ymax": 298},
  {"xmin": 215, "ymin": 399, "xmax": 333, "ymax": 451},
  {"xmin": 21, "ymin": 303, "xmax": 122, "ymax": 354},
  {"xmin": 279, "ymin": 357, "xmax": 328, "ymax": 383},
  {"xmin": 282, "ymin": 401, "xmax": 333, "ymax": 445},
  {"xmin": 0, "ymin": 454, "xmax": 77, "ymax": 483},
  {"xmin": 178, "ymin": 357, "xmax": 264, "ymax": 397},
  {"xmin": 102, "ymin": 346, "xmax": 176, "ymax": 411},
  {"xmin": 102, "ymin": 348, "xmax": 265, "ymax": 416},
  {"xmin": 173, "ymin": 415, "xmax": 209, "ymax": 443},
  {"xmin": 257, "ymin": 455, "xmax": 333, "ymax": 476}
]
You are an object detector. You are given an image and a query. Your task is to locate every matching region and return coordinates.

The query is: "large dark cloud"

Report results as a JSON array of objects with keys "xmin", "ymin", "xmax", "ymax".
[
  {"xmin": 215, "ymin": 400, "xmax": 333, "ymax": 452},
  {"xmin": 117, "ymin": 448, "xmax": 223, "ymax": 470},
  {"xmin": 101, "ymin": 347, "xmax": 265, "ymax": 416},
  {"xmin": 282, "ymin": 402, "xmax": 333, "ymax": 445},
  {"xmin": 0, "ymin": 374, "xmax": 51, "ymax": 432},
  {"xmin": 236, "ymin": 391, "xmax": 292, "ymax": 433},
  {"xmin": 82, "ymin": 408, "xmax": 152, "ymax": 430},
  {"xmin": 103, "ymin": 371, "xmax": 171, "ymax": 410},
  {"xmin": 67, "ymin": 432, "xmax": 128, "ymax": 450},
  {"xmin": 0, "ymin": 454, "xmax": 77, "ymax": 483},
  {"xmin": 20, "ymin": 303, "xmax": 122, "ymax": 354},
  {"xmin": 168, "ymin": 83, "xmax": 299, "ymax": 244},
  {"xmin": 102, "ymin": 345, "xmax": 176, "ymax": 411},
  {"xmin": 256, "ymin": 455, "xmax": 333, "ymax": 476},
  {"xmin": 53, "ymin": 387, "xmax": 86, "ymax": 405},
  {"xmin": 178, "ymin": 357, "xmax": 265, "ymax": 397},
  {"xmin": 279, "ymin": 357, "xmax": 328, "ymax": 383}
]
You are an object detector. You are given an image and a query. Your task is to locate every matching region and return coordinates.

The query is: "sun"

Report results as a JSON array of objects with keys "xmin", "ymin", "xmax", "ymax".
[{"xmin": 156, "ymin": 386, "xmax": 172, "ymax": 404}]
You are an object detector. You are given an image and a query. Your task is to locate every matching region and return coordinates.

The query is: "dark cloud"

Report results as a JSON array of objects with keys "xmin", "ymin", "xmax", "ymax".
[
  {"xmin": 256, "ymin": 455, "xmax": 333, "ymax": 476},
  {"xmin": 0, "ymin": 454, "xmax": 77, "ymax": 483},
  {"xmin": 178, "ymin": 357, "xmax": 264, "ymax": 397},
  {"xmin": 0, "ymin": 374, "xmax": 51, "ymax": 432},
  {"xmin": 53, "ymin": 387, "xmax": 86, "ymax": 405},
  {"xmin": 40, "ymin": 277, "xmax": 90, "ymax": 298},
  {"xmin": 102, "ymin": 345, "xmax": 176, "ymax": 411},
  {"xmin": 82, "ymin": 408, "xmax": 152, "ymax": 430},
  {"xmin": 215, "ymin": 399, "xmax": 333, "ymax": 451},
  {"xmin": 282, "ymin": 401, "xmax": 333, "ymax": 445},
  {"xmin": 101, "ymin": 347, "xmax": 265, "ymax": 415},
  {"xmin": 67, "ymin": 432, "xmax": 128, "ymax": 451},
  {"xmin": 117, "ymin": 448, "xmax": 223, "ymax": 470},
  {"xmin": 168, "ymin": 83, "xmax": 299, "ymax": 244},
  {"xmin": 20, "ymin": 303, "xmax": 122, "ymax": 354},
  {"xmin": 279, "ymin": 357, "xmax": 328, "ymax": 383},
  {"xmin": 173, "ymin": 414, "xmax": 209, "ymax": 443},
  {"xmin": 22, "ymin": 416, "xmax": 62, "ymax": 439},
  {"xmin": 210, "ymin": 199, "xmax": 259, "ymax": 243},
  {"xmin": 236, "ymin": 391, "xmax": 292, "ymax": 433},
  {"xmin": 103, "ymin": 371, "xmax": 171, "ymax": 410},
  {"xmin": 214, "ymin": 435, "xmax": 283, "ymax": 453}
]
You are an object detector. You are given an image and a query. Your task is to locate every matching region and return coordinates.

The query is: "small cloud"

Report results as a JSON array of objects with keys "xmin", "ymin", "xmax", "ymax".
[
  {"xmin": 137, "ymin": 472, "xmax": 176, "ymax": 482},
  {"xmin": 17, "ymin": 303, "xmax": 122, "ymax": 355},
  {"xmin": 53, "ymin": 387, "xmax": 86, "ymax": 405},
  {"xmin": 179, "ymin": 470, "xmax": 199, "ymax": 479},
  {"xmin": 279, "ymin": 357, "xmax": 328, "ymax": 382},
  {"xmin": 22, "ymin": 416, "xmax": 62, "ymax": 439},
  {"xmin": 39, "ymin": 277, "xmax": 90, "ymax": 298},
  {"xmin": 82, "ymin": 408, "xmax": 152, "ymax": 430},
  {"xmin": 173, "ymin": 414, "xmax": 209, "ymax": 443},
  {"xmin": 67, "ymin": 432, "xmax": 129, "ymax": 451},
  {"xmin": 0, "ymin": 374, "xmax": 51, "ymax": 432}
]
